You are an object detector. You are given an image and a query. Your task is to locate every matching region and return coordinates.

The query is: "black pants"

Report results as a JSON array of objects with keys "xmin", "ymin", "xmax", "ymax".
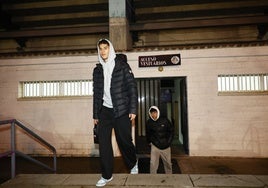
[{"xmin": 98, "ymin": 106, "xmax": 137, "ymax": 179}]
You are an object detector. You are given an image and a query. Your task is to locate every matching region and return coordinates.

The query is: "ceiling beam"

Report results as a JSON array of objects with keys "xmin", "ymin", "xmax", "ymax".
[
  {"xmin": 130, "ymin": 15, "xmax": 268, "ymax": 31},
  {"xmin": 0, "ymin": 25, "xmax": 109, "ymax": 39},
  {"xmin": 0, "ymin": 15, "xmax": 267, "ymax": 39}
]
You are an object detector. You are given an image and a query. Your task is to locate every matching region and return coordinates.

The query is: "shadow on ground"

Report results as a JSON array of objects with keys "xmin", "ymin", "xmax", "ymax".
[
  {"xmin": 1, "ymin": 156, "xmax": 268, "ymax": 184},
  {"xmin": 0, "ymin": 156, "xmax": 181, "ymax": 184}
]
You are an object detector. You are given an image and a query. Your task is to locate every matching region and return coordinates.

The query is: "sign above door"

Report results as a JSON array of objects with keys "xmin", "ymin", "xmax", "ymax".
[{"xmin": 138, "ymin": 54, "xmax": 181, "ymax": 67}]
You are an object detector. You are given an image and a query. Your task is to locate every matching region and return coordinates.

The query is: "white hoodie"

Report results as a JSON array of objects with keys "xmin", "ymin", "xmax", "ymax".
[
  {"xmin": 97, "ymin": 39, "xmax": 116, "ymax": 108},
  {"xmin": 148, "ymin": 106, "xmax": 160, "ymax": 121}
]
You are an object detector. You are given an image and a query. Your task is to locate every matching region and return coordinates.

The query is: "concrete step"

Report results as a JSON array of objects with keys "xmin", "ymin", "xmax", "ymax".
[{"xmin": 1, "ymin": 174, "xmax": 268, "ymax": 188}]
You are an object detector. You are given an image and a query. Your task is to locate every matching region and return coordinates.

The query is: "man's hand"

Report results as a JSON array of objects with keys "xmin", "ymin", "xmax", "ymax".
[
  {"xmin": 129, "ymin": 114, "xmax": 136, "ymax": 121},
  {"xmin": 94, "ymin": 119, "xmax": 99, "ymax": 125}
]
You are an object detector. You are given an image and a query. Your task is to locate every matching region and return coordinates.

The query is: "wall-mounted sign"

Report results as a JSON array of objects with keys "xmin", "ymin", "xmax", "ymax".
[{"xmin": 138, "ymin": 54, "xmax": 181, "ymax": 67}]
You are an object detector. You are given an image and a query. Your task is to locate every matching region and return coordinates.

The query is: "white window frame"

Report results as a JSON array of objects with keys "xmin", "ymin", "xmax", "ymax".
[
  {"xmin": 19, "ymin": 80, "xmax": 93, "ymax": 99},
  {"xmin": 218, "ymin": 74, "xmax": 268, "ymax": 95}
]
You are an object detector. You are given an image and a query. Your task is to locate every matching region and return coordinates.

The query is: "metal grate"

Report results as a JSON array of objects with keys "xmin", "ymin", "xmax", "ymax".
[
  {"xmin": 20, "ymin": 80, "xmax": 93, "ymax": 98},
  {"xmin": 218, "ymin": 74, "xmax": 268, "ymax": 93}
]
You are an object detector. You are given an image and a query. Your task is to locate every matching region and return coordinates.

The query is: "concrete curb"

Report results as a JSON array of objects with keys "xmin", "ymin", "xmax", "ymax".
[{"xmin": 1, "ymin": 174, "xmax": 268, "ymax": 188}]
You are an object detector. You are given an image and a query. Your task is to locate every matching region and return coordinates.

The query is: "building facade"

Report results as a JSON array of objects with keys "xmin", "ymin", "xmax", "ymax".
[{"xmin": 0, "ymin": 45, "xmax": 268, "ymax": 157}]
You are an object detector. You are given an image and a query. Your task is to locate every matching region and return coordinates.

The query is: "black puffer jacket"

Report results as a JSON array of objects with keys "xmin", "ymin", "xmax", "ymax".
[
  {"xmin": 146, "ymin": 107, "xmax": 174, "ymax": 150},
  {"xmin": 93, "ymin": 54, "xmax": 138, "ymax": 119}
]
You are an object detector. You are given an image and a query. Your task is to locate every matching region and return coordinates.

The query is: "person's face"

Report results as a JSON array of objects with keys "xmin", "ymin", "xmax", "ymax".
[
  {"xmin": 150, "ymin": 111, "xmax": 158, "ymax": 120},
  {"xmin": 99, "ymin": 43, "xmax": 110, "ymax": 62}
]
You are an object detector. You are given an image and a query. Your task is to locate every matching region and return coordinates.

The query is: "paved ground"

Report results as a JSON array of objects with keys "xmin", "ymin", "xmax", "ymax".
[
  {"xmin": 178, "ymin": 156, "xmax": 268, "ymax": 174},
  {"xmin": 1, "ymin": 174, "xmax": 268, "ymax": 188},
  {"xmin": 1, "ymin": 156, "xmax": 268, "ymax": 187}
]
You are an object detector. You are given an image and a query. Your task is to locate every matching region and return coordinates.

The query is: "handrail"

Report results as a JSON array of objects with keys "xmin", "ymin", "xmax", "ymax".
[
  {"xmin": 15, "ymin": 119, "xmax": 56, "ymax": 154},
  {"xmin": 0, "ymin": 119, "xmax": 57, "ymax": 179}
]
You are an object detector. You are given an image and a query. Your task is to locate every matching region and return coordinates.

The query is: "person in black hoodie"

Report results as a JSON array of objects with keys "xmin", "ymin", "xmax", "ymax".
[
  {"xmin": 93, "ymin": 39, "xmax": 138, "ymax": 187},
  {"xmin": 146, "ymin": 106, "xmax": 174, "ymax": 174}
]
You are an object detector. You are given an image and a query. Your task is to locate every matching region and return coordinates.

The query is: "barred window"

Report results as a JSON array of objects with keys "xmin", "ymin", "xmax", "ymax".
[
  {"xmin": 218, "ymin": 74, "xmax": 268, "ymax": 95},
  {"xmin": 19, "ymin": 80, "xmax": 93, "ymax": 98}
]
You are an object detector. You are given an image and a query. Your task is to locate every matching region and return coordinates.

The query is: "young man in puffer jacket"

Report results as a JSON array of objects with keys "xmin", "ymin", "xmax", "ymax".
[
  {"xmin": 146, "ymin": 106, "xmax": 174, "ymax": 174},
  {"xmin": 93, "ymin": 39, "xmax": 138, "ymax": 187}
]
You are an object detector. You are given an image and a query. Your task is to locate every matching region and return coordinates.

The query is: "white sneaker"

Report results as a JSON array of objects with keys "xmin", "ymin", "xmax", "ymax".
[
  {"xmin": 96, "ymin": 176, "xmax": 113, "ymax": 187},
  {"xmin": 130, "ymin": 161, "xmax": 138, "ymax": 174}
]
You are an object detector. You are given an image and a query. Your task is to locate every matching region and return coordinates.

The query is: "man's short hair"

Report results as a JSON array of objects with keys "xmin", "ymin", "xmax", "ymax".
[
  {"xmin": 98, "ymin": 39, "xmax": 110, "ymax": 47},
  {"xmin": 150, "ymin": 108, "xmax": 157, "ymax": 113}
]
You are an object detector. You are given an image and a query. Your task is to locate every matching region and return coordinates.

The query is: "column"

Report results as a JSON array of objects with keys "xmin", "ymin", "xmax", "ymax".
[{"xmin": 109, "ymin": 0, "xmax": 133, "ymax": 50}]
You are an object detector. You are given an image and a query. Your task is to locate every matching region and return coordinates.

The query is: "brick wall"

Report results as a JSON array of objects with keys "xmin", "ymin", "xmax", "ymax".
[{"xmin": 0, "ymin": 46, "xmax": 268, "ymax": 157}]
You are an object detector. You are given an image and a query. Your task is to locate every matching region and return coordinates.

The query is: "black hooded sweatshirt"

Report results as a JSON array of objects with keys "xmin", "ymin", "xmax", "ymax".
[{"xmin": 146, "ymin": 106, "xmax": 174, "ymax": 150}]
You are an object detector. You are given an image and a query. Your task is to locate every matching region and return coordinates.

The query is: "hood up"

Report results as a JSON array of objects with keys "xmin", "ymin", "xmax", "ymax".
[
  {"xmin": 97, "ymin": 38, "xmax": 116, "ymax": 108},
  {"xmin": 148, "ymin": 106, "xmax": 160, "ymax": 121},
  {"xmin": 97, "ymin": 38, "xmax": 116, "ymax": 66}
]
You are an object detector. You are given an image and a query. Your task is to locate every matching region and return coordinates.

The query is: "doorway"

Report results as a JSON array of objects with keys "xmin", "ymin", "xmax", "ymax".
[{"xmin": 135, "ymin": 77, "xmax": 189, "ymax": 156}]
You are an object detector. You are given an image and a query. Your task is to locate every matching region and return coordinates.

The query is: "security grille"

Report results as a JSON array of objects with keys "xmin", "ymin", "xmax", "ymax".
[
  {"xmin": 218, "ymin": 74, "xmax": 268, "ymax": 93},
  {"xmin": 20, "ymin": 80, "xmax": 93, "ymax": 98}
]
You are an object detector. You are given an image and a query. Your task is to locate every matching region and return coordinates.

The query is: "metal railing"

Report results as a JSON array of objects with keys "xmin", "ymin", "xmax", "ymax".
[{"xmin": 0, "ymin": 119, "xmax": 57, "ymax": 178}]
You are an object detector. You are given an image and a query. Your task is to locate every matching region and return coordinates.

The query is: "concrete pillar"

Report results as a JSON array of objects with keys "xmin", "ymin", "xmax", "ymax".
[{"xmin": 109, "ymin": 0, "xmax": 132, "ymax": 51}]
